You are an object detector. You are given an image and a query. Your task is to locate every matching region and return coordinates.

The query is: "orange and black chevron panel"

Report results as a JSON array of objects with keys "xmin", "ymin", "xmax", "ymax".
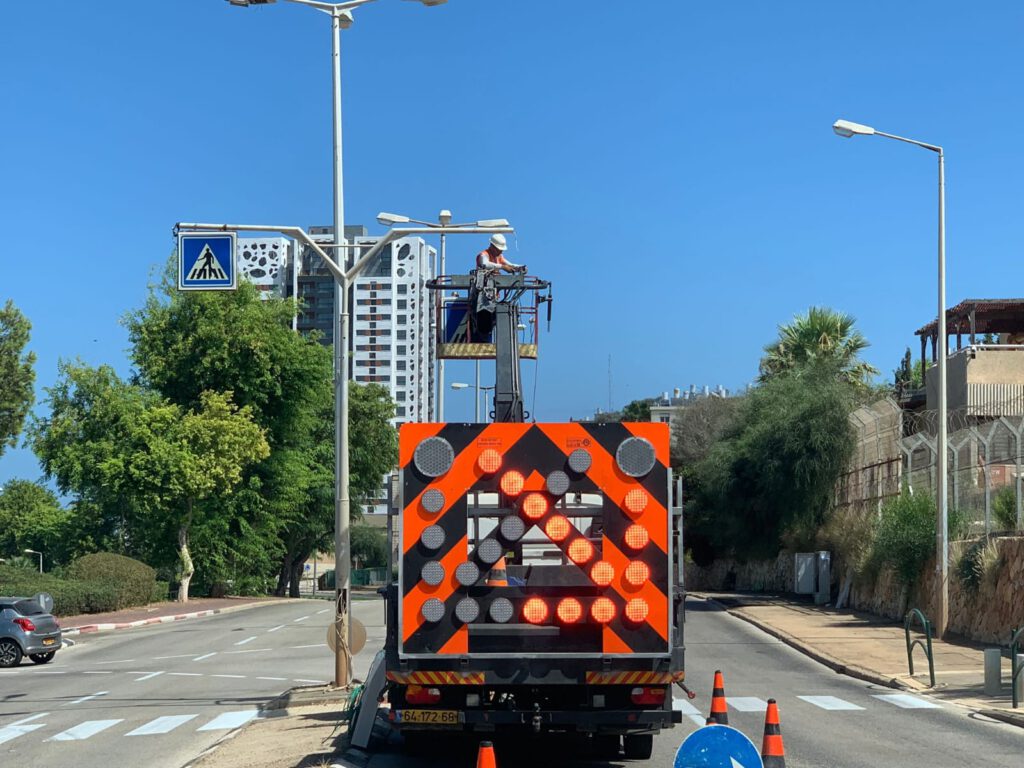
[{"xmin": 398, "ymin": 422, "xmax": 670, "ymax": 657}]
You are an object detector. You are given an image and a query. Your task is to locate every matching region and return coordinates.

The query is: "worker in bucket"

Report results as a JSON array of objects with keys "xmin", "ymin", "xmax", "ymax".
[{"xmin": 476, "ymin": 234, "xmax": 526, "ymax": 274}]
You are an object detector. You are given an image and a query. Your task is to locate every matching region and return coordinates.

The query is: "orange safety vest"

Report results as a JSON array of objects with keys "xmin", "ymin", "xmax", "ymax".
[{"xmin": 477, "ymin": 249, "xmax": 509, "ymax": 270}]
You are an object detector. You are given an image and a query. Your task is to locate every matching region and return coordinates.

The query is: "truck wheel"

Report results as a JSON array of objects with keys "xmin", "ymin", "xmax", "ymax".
[
  {"xmin": 593, "ymin": 734, "xmax": 620, "ymax": 757},
  {"xmin": 623, "ymin": 733, "xmax": 653, "ymax": 760}
]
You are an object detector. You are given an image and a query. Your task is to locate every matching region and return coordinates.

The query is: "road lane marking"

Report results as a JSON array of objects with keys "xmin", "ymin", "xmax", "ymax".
[
  {"xmin": 197, "ymin": 710, "xmax": 258, "ymax": 731},
  {"xmin": 267, "ymin": 625, "xmax": 286, "ymax": 633},
  {"xmin": 212, "ymin": 674, "xmax": 246, "ymax": 679},
  {"xmin": 48, "ymin": 719, "xmax": 123, "ymax": 741},
  {"xmin": 83, "ymin": 671, "xmax": 113, "ymax": 675},
  {"xmin": 65, "ymin": 691, "xmax": 108, "ymax": 705},
  {"xmin": 672, "ymin": 698, "xmax": 704, "ymax": 727},
  {"xmin": 225, "ymin": 649, "xmax": 271, "ymax": 655},
  {"xmin": 294, "ymin": 678, "xmax": 326, "ymax": 683},
  {"xmin": 728, "ymin": 697, "xmax": 767, "ymax": 712},
  {"xmin": 95, "ymin": 659, "xmax": 135, "ymax": 665},
  {"xmin": 126, "ymin": 714, "xmax": 199, "ymax": 736},
  {"xmin": 293, "ymin": 615, "xmax": 311, "ymax": 622},
  {"xmin": 798, "ymin": 695, "xmax": 865, "ymax": 711},
  {"xmin": 36, "ymin": 670, "xmax": 67, "ymax": 674},
  {"xmin": 169, "ymin": 672, "xmax": 202, "ymax": 676},
  {"xmin": 257, "ymin": 676, "xmax": 287, "ymax": 681},
  {"xmin": 234, "ymin": 636, "xmax": 257, "ymax": 646},
  {"xmin": 153, "ymin": 654, "xmax": 194, "ymax": 660},
  {"xmin": 0, "ymin": 723, "xmax": 46, "ymax": 745},
  {"xmin": 193, "ymin": 652, "xmax": 217, "ymax": 661},
  {"xmin": 872, "ymin": 694, "xmax": 942, "ymax": 709},
  {"xmin": 290, "ymin": 644, "xmax": 322, "ymax": 649},
  {"xmin": 7, "ymin": 713, "xmax": 49, "ymax": 727},
  {"xmin": 134, "ymin": 671, "xmax": 165, "ymax": 682},
  {"xmin": 316, "ymin": 609, "xmax": 330, "ymax": 615}
]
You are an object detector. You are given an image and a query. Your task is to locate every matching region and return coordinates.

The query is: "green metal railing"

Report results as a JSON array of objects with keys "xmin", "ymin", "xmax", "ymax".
[
  {"xmin": 1011, "ymin": 626, "xmax": 1024, "ymax": 708},
  {"xmin": 905, "ymin": 608, "xmax": 935, "ymax": 688}
]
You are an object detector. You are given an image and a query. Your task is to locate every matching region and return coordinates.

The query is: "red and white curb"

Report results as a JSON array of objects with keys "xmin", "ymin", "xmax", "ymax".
[{"xmin": 61, "ymin": 601, "xmax": 290, "ymax": 637}]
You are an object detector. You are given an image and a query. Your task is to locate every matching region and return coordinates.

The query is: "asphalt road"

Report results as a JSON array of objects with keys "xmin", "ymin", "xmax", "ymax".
[
  {"xmin": 363, "ymin": 596, "xmax": 1024, "ymax": 768},
  {"xmin": 0, "ymin": 597, "xmax": 384, "ymax": 768}
]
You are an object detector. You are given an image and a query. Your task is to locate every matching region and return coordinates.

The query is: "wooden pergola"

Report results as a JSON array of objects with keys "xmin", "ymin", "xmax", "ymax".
[{"xmin": 915, "ymin": 298, "xmax": 1024, "ymax": 366}]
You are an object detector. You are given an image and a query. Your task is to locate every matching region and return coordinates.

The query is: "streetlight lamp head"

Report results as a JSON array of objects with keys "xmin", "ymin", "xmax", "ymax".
[
  {"xmin": 226, "ymin": 0, "xmax": 276, "ymax": 6},
  {"xmin": 377, "ymin": 212, "xmax": 410, "ymax": 227},
  {"xmin": 450, "ymin": 383, "xmax": 470, "ymax": 390},
  {"xmin": 405, "ymin": 0, "xmax": 448, "ymax": 5},
  {"xmin": 438, "ymin": 210, "xmax": 452, "ymax": 226},
  {"xmin": 833, "ymin": 119, "xmax": 875, "ymax": 138},
  {"xmin": 476, "ymin": 218, "xmax": 510, "ymax": 228}
]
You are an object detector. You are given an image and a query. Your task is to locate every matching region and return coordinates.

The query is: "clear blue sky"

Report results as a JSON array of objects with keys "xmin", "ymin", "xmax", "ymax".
[{"xmin": 3, "ymin": 1, "xmax": 1023, "ymax": 485}]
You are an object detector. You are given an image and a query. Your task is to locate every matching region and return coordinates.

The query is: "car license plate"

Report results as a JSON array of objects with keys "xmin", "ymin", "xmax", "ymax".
[
  {"xmin": 395, "ymin": 709, "xmax": 461, "ymax": 725},
  {"xmin": 42, "ymin": 638, "xmax": 56, "ymax": 646}
]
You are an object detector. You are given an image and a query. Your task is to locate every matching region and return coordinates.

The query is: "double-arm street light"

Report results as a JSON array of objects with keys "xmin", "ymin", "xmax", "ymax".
[
  {"xmin": 378, "ymin": 212, "xmax": 510, "ymax": 420},
  {"xmin": 451, "ymin": 381, "xmax": 495, "ymax": 422},
  {"xmin": 225, "ymin": 0, "xmax": 447, "ymax": 688},
  {"xmin": 832, "ymin": 118, "xmax": 949, "ymax": 637},
  {"xmin": 24, "ymin": 549, "xmax": 43, "ymax": 574}
]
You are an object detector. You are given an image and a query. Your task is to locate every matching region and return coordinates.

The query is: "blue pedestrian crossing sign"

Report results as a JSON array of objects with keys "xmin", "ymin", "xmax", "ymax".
[
  {"xmin": 178, "ymin": 232, "xmax": 237, "ymax": 291},
  {"xmin": 674, "ymin": 725, "xmax": 763, "ymax": 768}
]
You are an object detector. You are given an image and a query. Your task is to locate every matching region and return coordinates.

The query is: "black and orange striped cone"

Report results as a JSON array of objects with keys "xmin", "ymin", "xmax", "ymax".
[
  {"xmin": 477, "ymin": 740, "xmax": 498, "ymax": 768},
  {"xmin": 761, "ymin": 698, "xmax": 785, "ymax": 767},
  {"xmin": 708, "ymin": 670, "xmax": 729, "ymax": 725},
  {"xmin": 486, "ymin": 556, "xmax": 508, "ymax": 587},
  {"xmin": 705, "ymin": 717, "xmax": 716, "ymax": 726}
]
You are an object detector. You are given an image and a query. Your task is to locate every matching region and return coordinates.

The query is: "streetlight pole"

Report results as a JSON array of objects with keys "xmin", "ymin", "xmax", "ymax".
[
  {"xmin": 224, "ymin": 0, "xmax": 447, "ymax": 689},
  {"xmin": 833, "ymin": 118, "xmax": 949, "ymax": 637},
  {"xmin": 24, "ymin": 549, "xmax": 42, "ymax": 574}
]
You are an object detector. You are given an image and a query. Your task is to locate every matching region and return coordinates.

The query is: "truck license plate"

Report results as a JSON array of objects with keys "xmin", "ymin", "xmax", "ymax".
[{"xmin": 396, "ymin": 709, "xmax": 461, "ymax": 725}]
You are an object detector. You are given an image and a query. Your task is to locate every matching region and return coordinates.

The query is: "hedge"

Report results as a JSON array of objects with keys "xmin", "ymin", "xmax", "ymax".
[{"xmin": 68, "ymin": 553, "xmax": 157, "ymax": 610}]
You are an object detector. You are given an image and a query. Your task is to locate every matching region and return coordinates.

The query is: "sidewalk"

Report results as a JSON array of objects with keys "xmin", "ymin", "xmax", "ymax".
[
  {"xmin": 695, "ymin": 591, "xmax": 1024, "ymax": 728},
  {"xmin": 60, "ymin": 595, "xmax": 292, "ymax": 636}
]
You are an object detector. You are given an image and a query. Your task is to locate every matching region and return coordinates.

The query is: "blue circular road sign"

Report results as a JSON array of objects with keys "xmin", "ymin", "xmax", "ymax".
[{"xmin": 674, "ymin": 724, "xmax": 763, "ymax": 768}]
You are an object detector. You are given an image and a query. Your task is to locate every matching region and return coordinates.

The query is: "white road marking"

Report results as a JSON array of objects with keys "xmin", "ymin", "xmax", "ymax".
[
  {"xmin": 169, "ymin": 672, "xmax": 202, "ymax": 677},
  {"xmin": 872, "ymin": 694, "xmax": 942, "ymax": 709},
  {"xmin": 290, "ymin": 644, "xmax": 322, "ymax": 649},
  {"xmin": 48, "ymin": 719, "xmax": 123, "ymax": 741},
  {"xmin": 798, "ymin": 695, "xmax": 865, "ymax": 711},
  {"xmin": 293, "ymin": 615, "xmax": 310, "ymax": 622},
  {"xmin": 225, "ymin": 648, "xmax": 271, "ymax": 654},
  {"xmin": 83, "ymin": 670, "xmax": 113, "ymax": 675},
  {"xmin": 153, "ymin": 654, "xmax": 194, "ymax": 660},
  {"xmin": 95, "ymin": 659, "xmax": 135, "ymax": 665},
  {"xmin": 134, "ymin": 671, "xmax": 165, "ymax": 682},
  {"xmin": 294, "ymin": 678, "xmax": 326, "ymax": 684},
  {"xmin": 197, "ymin": 710, "xmax": 258, "ymax": 732},
  {"xmin": 728, "ymin": 697, "xmax": 768, "ymax": 712},
  {"xmin": 6, "ymin": 713, "xmax": 49, "ymax": 727},
  {"xmin": 66, "ymin": 691, "xmax": 108, "ymax": 705},
  {"xmin": 193, "ymin": 652, "xmax": 217, "ymax": 661},
  {"xmin": 316, "ymin": 609, "xmax": 330, "ymax": 615},
  {"xmin": 126, "ymin": 714, "xmax": 199, "ymax": 736},
  {"xmin": 257, "ymin": 676, "xmax": 287, "ymax": 681},
  {"xmin": 0, "ymin": 723, "xmax": 46, "ymax": 745},
  {"xmin": 212, "ymin": 674, "xmax": 246, "ymax": 679},
  {"xmin": 672, "ymin": 697, "xmax": 704, "ymax": 727},
  {"xmin": 36, "ymin": 670, "xmax": 67, "ymax": 674},
  {"xmin": 234, "ymin": 636, "xmax": 257, "ymax": 646},
  {"xmin": 267, "ymin": 625, "xmax": 286, "ymax": 633}
]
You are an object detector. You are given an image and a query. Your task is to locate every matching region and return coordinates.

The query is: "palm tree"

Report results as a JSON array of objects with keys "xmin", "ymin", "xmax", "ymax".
[{"xmin": 759, "ymin": 306, "xmax": 879, "ymax": 386}]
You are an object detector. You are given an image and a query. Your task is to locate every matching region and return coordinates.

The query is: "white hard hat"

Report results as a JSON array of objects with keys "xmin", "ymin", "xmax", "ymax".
[{"xmin": 489, "ymin": 234, "xmax": 507, "ymax": 251}]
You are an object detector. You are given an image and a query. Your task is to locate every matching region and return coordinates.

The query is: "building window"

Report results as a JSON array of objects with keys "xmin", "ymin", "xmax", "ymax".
[
  {"xmin": 397, "ymin": 299, "xmax": 407, "ymax": 310},
  {"xmin": 397, "ymin": 330, "xmax": 406, "ymax": 340},
  {"xmin": 660, "ymin": 416, "xmax": 671, "ymax": 423},
  {"xmin": 397, "ymin": 361, "xmax": 406, "ymax": 371},
  {"xmin": 396, "ymin": 406, "xmax": 406, "ymax": 417},
  {"xmin": 397, "ymin": 376, "xmax": 406, "ymax": 385},
  {"xmin": 397, "ymin": 345, "xmax": 406, "ymax": 355},
  {"xmin": 398, "ymin": 284, "xmax": 408, "ymax": 295},
  {"xmin": 398, "ymin": 315, "xmax": 407, "ymax": 325},
  {"xmin": 397, "ymin": 391, "xmax": 406, "ymax": 401}
]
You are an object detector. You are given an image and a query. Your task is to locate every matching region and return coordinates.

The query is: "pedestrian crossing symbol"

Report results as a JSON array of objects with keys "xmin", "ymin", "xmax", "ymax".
[{"xmin": 177, "ymin": 232, "xmax": 236, "ymax": 291}]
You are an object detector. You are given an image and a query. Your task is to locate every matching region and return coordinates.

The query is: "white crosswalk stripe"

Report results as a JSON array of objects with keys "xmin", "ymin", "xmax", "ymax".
[
  {"xmin": 672, "ymin": 697, "xmax": 705, "ymax": 727},
  {"xmin": 126, "ymin": 714, "xmax": 199, "ymax": 736},
  {"xmin": 728, "ymin": 697, "xmax": 768, "ymax": 712},
  {"xmin": 0, "ymin": 723, "xmax": 46, "ymax": 745},
  {"xmin": 798, "ymin": 695, "xmax": 865, "ymax": 711},
  {"xmin": 873, "ymin": 693, "xmax": 942, "ymax": 709},
  {"xmin": 196, "ymin": 710, "xmax": 258, "ymax": 732},
  {"xmin": 47, "ymin": 719, "xmax": 123, "ymax": 741}
]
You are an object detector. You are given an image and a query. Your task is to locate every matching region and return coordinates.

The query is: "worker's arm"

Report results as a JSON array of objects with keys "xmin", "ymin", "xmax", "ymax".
[
  {"xmin": 477, "ymin": 251, "xmax": 503, "ymax": 270},
  {"xmin": 499, "ymin": 257, "xmax": 526, "ymax": 274}
]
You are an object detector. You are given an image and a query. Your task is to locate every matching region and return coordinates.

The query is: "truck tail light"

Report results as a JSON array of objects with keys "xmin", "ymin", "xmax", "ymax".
[
  {"xmin": 523, "ymin": 597, "xmax": 549, "ymax": 624},
  {"xmin": 624, "ymin": 561, "xmax": 650, "ymax": 587},
  {"xmin": 624, "ymin": 524, "xmax": 649, "ymax": 550},
  {"xmin": 13, "ymin": 618, "xmax": 36, "ymax": 632},
  {"xmin": 556, "ymin": 598, "xmax": 583, "ymax": 624},
  {"xmin": 590, "ymin": 560, "xmax": 615, "ymax": 587},
  {"xmin": 630, "ymin": 686, "xmax": 666, "ymax": 705},
  {"xmin": 591, "ymin": 597, "xmax": 615, "ymax": 624},
  {"xmin": 625, "ymin": 598, "xmax": 649, "ymax": 623},
  {"xmin": 545, "ymin": 515, "xmax": 570, "ymax": 542},
  {"xmin": 500, "ymin": 470, "xmax": 525, "ymax": 496},
  {"xmin": 568, "ymin": 538, "xmax": 594, "ymax": 564},
  {"xmin": 522, "ymin": 493, "xmax": 548, "ymax": 520},
  {"xmin": 406, "ymin": 685, "xmax": 442, "ymax": 705}
]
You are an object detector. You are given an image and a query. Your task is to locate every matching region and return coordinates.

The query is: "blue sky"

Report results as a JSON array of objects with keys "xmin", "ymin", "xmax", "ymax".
[{"xmin": 2, "ymin": 1, "xmax": 1023, "ymax": 485}]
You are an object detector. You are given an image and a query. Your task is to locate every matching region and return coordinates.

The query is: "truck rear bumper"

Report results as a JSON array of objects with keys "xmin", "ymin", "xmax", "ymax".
[{"xmin": 390, "ymin": 707, "xmax": 682, "ymax": 734}]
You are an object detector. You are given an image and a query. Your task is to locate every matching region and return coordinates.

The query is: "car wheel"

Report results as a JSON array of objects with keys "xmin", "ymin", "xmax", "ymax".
[
  {"xmin": 623, "ymin": 733, "xmax": 653, "ymax": 760},
  {"xmin": 0, "ymin": 639, "xmax": 23, "ymax": 668},
  {"xmin": 29, "ymin": 651, "xmax": 56, "ymax": 664}
]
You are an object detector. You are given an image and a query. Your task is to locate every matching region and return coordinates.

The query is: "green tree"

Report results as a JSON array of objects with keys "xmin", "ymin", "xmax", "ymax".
[
  {"xmin": 893, "ymin": 347, "xmax": 926, "ymax": 392},
  {"xmin": 351, "ymin": 524, "xmax": 388, "ymax": 569},
  {"xmin": 0, "ymin": 300, "xmax": 36, "ymax": 458},
  {"xmin": 0, "ymin": 480, "xmax": 69, "ymax": 564},
  {"xmin": 621, "ymin": 399, "xmax": 654, "ymax": 422},
  {"xmin": 671, "ymin": 396, "xmax": 742, "ymax": 472},
  {"xmin": 687, "ymin": 363, "xmax": 857, "ymax": 561},
  {"xmin": 759, "ymin": 306, "xmax": 878, "ymax": 387}
]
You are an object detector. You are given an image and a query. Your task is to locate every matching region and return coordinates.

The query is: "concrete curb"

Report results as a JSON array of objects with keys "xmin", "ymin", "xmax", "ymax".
[
  {"xmin": 979, "ymin": 709, "xmax": 1024, "ymax": 728},
  {"xmin": 61, "ymin": 599, "xmax": 292, "ymax": 637}
]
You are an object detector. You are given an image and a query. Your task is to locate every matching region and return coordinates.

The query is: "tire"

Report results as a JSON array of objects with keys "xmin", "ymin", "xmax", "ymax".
[
  {"xmin": 593, "ymin": 734, "xmax": 620, "ymax": 758},
  {"xmin": 0, "ymin": 639, "xmax": 23, "ymax": 668},
  {"xmin": 623, "ymin": 733, "xmax": 653, "ymax": 760},
  {"xmin": 29, "ymin": 651, "xmax": 56, "ymax": 664}
]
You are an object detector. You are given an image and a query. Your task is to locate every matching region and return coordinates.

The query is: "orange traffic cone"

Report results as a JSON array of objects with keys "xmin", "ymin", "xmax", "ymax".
[
  {"xmin": 760, "ymin": 698, "xmax": 785, "ymax": 767},
  {"xmin": 705, "ymin": 717, "xmax": 716, "ymax": 726},
  {"xmin": 477, "ymin": 740, "xmax": 498, "ymax": 768},
  {"xmin": 708, "ymin": 670, "xmax": 729, "ymax": 725},
  {"xmin": 486, "ymin": 556, "xmax": 508, "ymax": 587}
]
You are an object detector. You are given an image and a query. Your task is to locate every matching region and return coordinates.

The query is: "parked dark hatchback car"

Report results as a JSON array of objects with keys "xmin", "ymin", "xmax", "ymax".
[{"xmin": 0, "ymin": 597, "xmax": 62, "ymax": 668}]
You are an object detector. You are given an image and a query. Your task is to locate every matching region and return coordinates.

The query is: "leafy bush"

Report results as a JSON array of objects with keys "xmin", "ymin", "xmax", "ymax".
[
  {"xmin": 351, "ymin": 525, "xmax": 388, "ymax": 568},
  {"xmin": 958, "ymin": 537, "xmax": 1004, "ymax": 594},
  {"xmin": 68, "ymin": 553, "xmax": 157, "ymax": 610},
  {"xmin": 151, "ymin": 580, "xmax": 169, "ymax": 603},
  {"xmin": 872, "ymin": 492, "xmax": 938, "ymax": 587},
  {"xmin": 0, "ymin": 564, "xmax": 120, "ymax": 616},
  {"xmin": 993, "ymin": 486, "xmax": 1020, "ymax": 531}
]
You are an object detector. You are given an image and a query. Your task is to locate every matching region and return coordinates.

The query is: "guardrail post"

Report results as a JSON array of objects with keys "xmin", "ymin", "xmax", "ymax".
[
  {"xmin": 984, "ymin": 648, "xmax": 1002, "ymax": 696},
  {"xmin": 905, "ymin": 608, "xmax": 936, "ymax": 688}
]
